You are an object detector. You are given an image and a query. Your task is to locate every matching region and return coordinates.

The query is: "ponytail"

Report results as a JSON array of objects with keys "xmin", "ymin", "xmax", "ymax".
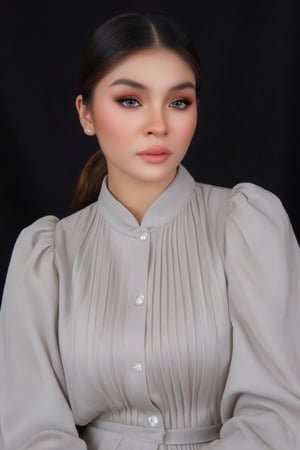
[{"xmin": 70, "ymin": 150, "xmax": 107, "ymax": 213}]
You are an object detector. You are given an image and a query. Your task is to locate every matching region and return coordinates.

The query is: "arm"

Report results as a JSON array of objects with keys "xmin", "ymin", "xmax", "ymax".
[
  {"xmin": 0, "ymin": 217, "xmax": 87, "ymax": 450},
  {"xmin": 208, "ymin": 183, "xmax": 300, "ymax": 449}
]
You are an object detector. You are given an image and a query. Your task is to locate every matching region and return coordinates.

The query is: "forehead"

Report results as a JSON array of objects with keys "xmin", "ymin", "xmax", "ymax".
[{"xmin": 99, "ymin": 48, "xmax": 196, "ymax": 88}]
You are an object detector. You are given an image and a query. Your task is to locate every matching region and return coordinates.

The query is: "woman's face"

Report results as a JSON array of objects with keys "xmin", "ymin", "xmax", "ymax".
[{"xmin": 77, "ymin": 48, "xmax": 198, "ymax": 189}]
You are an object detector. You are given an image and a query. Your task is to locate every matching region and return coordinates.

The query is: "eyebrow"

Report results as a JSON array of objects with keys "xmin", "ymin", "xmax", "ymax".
[{"xmin": 109, "ymin": 78, "xmax": 196, "ymax": 91}]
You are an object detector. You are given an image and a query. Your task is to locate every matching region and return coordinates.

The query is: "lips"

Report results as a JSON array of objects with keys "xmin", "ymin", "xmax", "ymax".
[
  {"xmin": 138, "ymin": 153, "xmax": 171, "ymax": 164},
  {"xmin": 137, "ymin": 146, "xmax": 171, "ymax": 156},
  {"xmin": 136, "ymin": 147, "xmax": 171, "ymax": 164}
]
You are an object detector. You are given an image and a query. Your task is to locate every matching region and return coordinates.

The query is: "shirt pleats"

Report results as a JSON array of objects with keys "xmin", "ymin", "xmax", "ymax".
[{"xmin": 3, "ymin": 165, "xmax": 299, "ymax": 449}]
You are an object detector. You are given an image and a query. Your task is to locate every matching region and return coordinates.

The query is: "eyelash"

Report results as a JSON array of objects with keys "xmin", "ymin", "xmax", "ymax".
[{"xmin": 116, "ymin": 97, "xmax": 192, "ymax": 110}]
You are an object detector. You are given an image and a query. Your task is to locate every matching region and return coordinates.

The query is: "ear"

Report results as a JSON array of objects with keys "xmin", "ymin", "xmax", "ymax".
[{"xmin": 75, "ymin": 95, "xmax": 96, "ymax": 136}]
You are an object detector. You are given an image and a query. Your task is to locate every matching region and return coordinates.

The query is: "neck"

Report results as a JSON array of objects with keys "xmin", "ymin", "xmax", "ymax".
[{"xmin": 107, "ymin": 169, "xmax": 178, "ymax": 224}]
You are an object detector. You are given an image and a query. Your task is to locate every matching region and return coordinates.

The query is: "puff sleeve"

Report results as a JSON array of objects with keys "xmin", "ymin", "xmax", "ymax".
[
  {"xmin": 0, "ymin": 217, "xmax": 87, "ymax": 450},
  {"xmin": 208, "ymin": 183, "xmax": 300, "ymax": 449}
]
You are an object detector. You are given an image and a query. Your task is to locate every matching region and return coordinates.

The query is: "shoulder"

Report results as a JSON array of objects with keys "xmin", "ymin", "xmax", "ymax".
[
  {"xmin": 223, "ymin": 182, "xmax": 299, "ymax": 286},
  {"xmin": 12, "ymin": 215, "xmax": 59, "ymax": 260},
  {"xmin": 193, "ymin": 179, "xmax": 290, "ymax": 229},
  {"xmin": 192, "ymin": 180, "xmax": 231, "ymax": 242},
  {"xmin": 194, "ymin": 179, "xmax": 232, "ymax": 202},
  {"xmin": 58, "ymin": 202, "xmax": 98, "ymax": 228},
  {"xmin": 11, "ymin": 202, "xmax": 99, "ymax": 263},
  {"xmin": 226, "ymin": 181, "xmax": 293, "ymax": 240},
  {"xmin": 2, "ymin": 216, "xmax": 60, "ymax": 307},
  {"xmin": 55, "ymin": 202, "xmax": 99, "ymax": 256},
  {"xmin": 191, "ymin": 178, "xmax": 297, "ymax": 254}
]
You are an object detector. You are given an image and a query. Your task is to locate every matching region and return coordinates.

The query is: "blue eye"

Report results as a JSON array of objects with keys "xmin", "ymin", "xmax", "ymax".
[
  {"xmin": 170, "ymin": 99, "xmax": 191, "ymax": 110},
  {"xmin": 117, "ymin": 97, "xmax": 141, "ymax": 108}
]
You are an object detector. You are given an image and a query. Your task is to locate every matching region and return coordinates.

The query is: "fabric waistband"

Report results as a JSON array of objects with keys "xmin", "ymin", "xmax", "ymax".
[{"xmin": 89, "ymin": 418, "xmax": 221, "ymax": 445}]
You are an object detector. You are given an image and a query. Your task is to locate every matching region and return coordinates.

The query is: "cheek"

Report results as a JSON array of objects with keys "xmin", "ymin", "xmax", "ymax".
[
  {"xmin": 175, "ymin": 113, "xmax": 197, "ymax": 142},
  {"xmin": 93, "ymin": 107, "xmax": 134, "ymax": 140}
]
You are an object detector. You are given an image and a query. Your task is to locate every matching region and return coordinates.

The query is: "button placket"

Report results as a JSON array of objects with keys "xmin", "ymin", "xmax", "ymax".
[
  {"xmin": 123, "ymin": 229, "xmax": 163, "ymax": 426},
  {"xmin": 123, "ymin": 230, "xmax": 150, "ymax": 404}
]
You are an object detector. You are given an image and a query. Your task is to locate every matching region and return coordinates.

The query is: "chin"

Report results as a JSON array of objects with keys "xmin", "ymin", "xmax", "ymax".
[{"xmin": 133, "ymin": 163, "xmax": 179, "ymax": 184}]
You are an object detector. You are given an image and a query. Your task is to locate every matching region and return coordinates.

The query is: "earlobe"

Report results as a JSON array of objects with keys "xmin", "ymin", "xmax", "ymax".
[{"xmin": 75, "ymin": 95, "xmax": 96, "ymax": 136}]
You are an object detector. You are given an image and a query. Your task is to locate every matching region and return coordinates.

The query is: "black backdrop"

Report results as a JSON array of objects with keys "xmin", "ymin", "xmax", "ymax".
[{"xmin": 0, "ymin": 0, "xmax": 299, "ymax": 300}]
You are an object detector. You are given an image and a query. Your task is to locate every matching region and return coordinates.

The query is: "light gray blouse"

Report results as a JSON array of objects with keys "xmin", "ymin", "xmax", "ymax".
[{"xmin": 1, "ymin": 164, "xmax": 300, "ymax": 450}]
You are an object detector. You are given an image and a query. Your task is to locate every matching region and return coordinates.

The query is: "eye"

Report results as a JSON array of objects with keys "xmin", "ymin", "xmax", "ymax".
[
  {"xmin": 169, "ymin": 99, "xmax": 191, "ymax": 110},
  {"xmin": 117, "ymin": 97, "xmax": 141, "ymax": 108}
]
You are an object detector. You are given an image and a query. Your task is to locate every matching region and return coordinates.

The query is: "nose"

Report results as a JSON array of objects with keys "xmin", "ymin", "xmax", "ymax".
[{"xmin": 145, "ymin": 107, "xmax": 168, "ymax": 136}]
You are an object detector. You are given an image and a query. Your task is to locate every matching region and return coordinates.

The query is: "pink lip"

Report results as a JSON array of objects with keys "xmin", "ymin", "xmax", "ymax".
[
  {"xmin": 137, "ymin": 147, "xmax": 171, "ymax": 164},
  {"xmin": 137, "ymin": 146, "xmax": 171, "ymax": 155}
]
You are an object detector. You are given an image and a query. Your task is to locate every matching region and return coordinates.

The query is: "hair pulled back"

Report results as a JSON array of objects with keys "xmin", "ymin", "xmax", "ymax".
[{"xmin": 71, "ymin": 12, "xmax": 201, "ymax": 213}]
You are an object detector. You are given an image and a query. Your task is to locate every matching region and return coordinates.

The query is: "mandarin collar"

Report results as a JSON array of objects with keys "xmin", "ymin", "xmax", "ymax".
[{"xmin": 97, "ymin": 164, "xmax": 195, "ymax": 238}]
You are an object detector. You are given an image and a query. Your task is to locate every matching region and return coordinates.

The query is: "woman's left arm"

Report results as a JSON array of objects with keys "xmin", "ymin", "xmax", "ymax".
[{"xmin": 209, "ymin": 182, "xmax": 300, "ymax": 449}]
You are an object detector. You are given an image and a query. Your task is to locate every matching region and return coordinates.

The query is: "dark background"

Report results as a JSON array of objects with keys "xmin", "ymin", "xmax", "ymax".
[{"xmin": 0, "ymin": 0, "xmax": 299, "ymax": 300}]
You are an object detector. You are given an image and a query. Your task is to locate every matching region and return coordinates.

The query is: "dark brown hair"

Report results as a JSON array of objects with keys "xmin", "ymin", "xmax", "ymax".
[{"xmin": 71, "ymin": 11, "xmax": 201, "ymax": 213}]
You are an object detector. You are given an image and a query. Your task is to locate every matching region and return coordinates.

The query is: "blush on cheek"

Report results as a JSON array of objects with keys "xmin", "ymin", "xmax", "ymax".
[
  {"xmin": 93, "ymin": 108, "xmax": 132, "ymax": 138},
  {"xmin": 180, "ymin": 119, "xmax": 197, "ymax": 141}
]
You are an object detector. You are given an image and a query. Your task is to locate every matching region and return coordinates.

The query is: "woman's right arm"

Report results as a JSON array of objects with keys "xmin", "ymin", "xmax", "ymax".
[{"xmin": 0, "ymin": 216, "xmax": 87, "ymax": 450}]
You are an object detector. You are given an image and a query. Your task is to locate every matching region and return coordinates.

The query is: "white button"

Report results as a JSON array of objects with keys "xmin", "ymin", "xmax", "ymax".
[
  {"xmin": 134, "ymin": 294, "xmax": 145, "ymax": 306},
  {"xmin": 131, "ymin": 361, "xmax": 143, "ymax": 372},
  {"xmin": 138, "ymin": 231, "xmax": 149, "ymax": 241},
  {"xmin": 148, "ymin": 415, "xmax": 159, "ymax": 427}
]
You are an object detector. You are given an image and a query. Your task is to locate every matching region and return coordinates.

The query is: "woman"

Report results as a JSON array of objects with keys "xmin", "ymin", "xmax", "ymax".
[{"xmin": 1, "ymin": 11, "xmax": 300, "ymax": 450}]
